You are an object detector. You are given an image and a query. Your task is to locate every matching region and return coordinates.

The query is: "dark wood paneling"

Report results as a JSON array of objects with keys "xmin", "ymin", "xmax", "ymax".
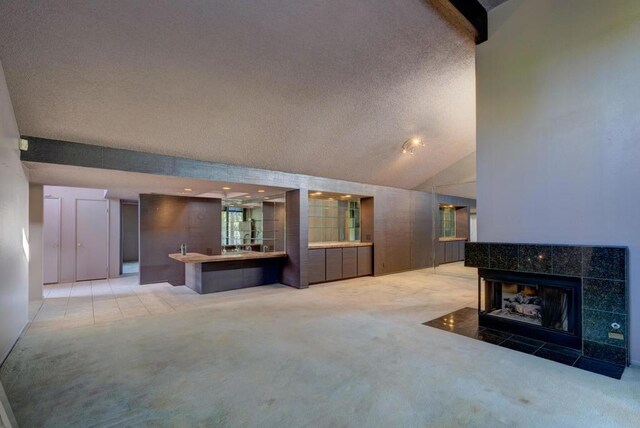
[
  {"xmin": 357, "ymin": 246, "xmax": 373, "ymax": 276},
  {"xmin": 308, "ymin": 248, "xmax": 326, "ymax": 284},
  {"xmin": 139, "ymin": 194, "xmax": 220, "ymax": 285},
  {"xmin": 410, "ymin": 191, "xmax": 433, "ymax": 270},
  {"xmin": 281, "ymin": 190, "xmax": 309, "ymax": 288},
  {"xmin": 360, "ymin": 197, "xmax": 374, "ymax": 242},
  {"xmin": 456, "ymin": 206, "xmax": 469, "ymax": 239},
  {"xmin": 325, "ymin": 248, "xmax": 343, "ymax": 281},
  {"xmin": 342, "ymin": 247, "xmax": 358, "ymax": 278}
]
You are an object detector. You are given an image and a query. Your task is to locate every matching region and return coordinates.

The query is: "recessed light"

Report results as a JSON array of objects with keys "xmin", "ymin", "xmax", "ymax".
[
  {"xmin": 184, "ymin": 188, "xmax": 192, "ymax": 192},
  {"xmin": 264, "ymin": 197, "xmax": 270, "ymax": 200},
  {"xmin": 222, "ymin": 186, "xmax": 231, "ymax": 190},
  {"xmin": 258, "ymin": 189, "xmax": 265, "ymax": 193},
  {"xmin": 345, "ymin": 195, "xmax": 351, "ymax": 198},
  {"xmin": 244, "ymin": 195, "xmax": 251, "ymax": 198},
  {"xmin": 313, "ymin": 192, "xmax": 322, "ymax": 195}
]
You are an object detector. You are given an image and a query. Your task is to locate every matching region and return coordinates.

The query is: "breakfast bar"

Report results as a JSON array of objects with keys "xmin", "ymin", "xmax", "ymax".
[{"xmin": 170, "ymin": 251, "xmax": 288, "ymax": 294}]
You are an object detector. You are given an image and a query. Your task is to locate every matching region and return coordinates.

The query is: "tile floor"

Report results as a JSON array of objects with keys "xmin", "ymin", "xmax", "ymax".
[{"xmin": 29, "ymin": 275, "xmax": 273, "ymax": 335}]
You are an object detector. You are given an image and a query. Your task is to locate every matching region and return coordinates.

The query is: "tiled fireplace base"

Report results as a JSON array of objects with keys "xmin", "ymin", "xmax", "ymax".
[
  {"xmin": 424, "ymin": 308, "xmax": 625, "ymax": 379},
  {"xmin": 465, "ymin": 243, "xmax": 629, "ymax": 367}
]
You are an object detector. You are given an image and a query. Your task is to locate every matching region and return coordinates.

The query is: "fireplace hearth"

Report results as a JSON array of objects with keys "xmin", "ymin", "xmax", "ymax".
[
  {"xmin": 479, "ymin": 269, "xmax": 581, "ymax": 348},
  {"xmin": 465, "ymin": 243, "xmax": 629, "ymax": 367}
]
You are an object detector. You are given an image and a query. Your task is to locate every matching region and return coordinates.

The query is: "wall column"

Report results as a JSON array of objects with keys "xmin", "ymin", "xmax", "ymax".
[
  {"xmin": 28, "ymin": 184, "xmax": 43, "ymax": 301},
  {"xmin": 281, "ymin": 189, "xmax": 308, "ymax": 289}
]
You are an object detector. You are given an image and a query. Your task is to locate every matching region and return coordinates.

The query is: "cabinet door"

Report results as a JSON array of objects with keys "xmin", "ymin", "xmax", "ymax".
[
  {"xmin": 357, "ymin": 246, "xmax": 373, "ymax": 276},
  {"xmin": 342, "ymin": 247, "xmax": 357, "ymax": 278},
  {"xmin": 308, "ymin": 249, "xmax": 326, "ymax": 284},
  {"xmin": 325, "ymin": 248, "xmax": 343, "ymax": 281},
  {"xmin": 436, "ymin": 242, "xmax": 445, "ymax": 265},
  {"xmin": 459, "ymin": 241, "xmax": 465, "ymax": 261}
]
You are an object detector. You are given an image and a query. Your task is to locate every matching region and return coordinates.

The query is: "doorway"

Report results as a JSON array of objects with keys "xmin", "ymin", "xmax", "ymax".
[{"xmin": 120, "ymin": 200, "xmax": 139, "ymax": 275}]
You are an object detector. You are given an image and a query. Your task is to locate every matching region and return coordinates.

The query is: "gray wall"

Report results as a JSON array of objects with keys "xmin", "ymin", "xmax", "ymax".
[
  {"xmin": 139, "ymin": 195, "xmax": 221, "ymax": 285},
  {"xmin": 0, "ymin": 60, "xmax": 28, "ymax": 363},
  {"xmin": 43, "ymin": 186, "xmax": 111, "ymax": 283},
  {"xmin": 121, "ymin": 202, "xmax": 139, "ymax": 262},
  {"xmin": 28, "ymin": 184, "xmax": 43, "ymax": 301},
  {"xmin": 476, "ymin": 0, "xmax": 640, "ymax": 364}
]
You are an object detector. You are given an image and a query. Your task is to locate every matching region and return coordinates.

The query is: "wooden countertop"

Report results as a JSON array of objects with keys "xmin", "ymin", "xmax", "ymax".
[
  {"xmin": 169, "ymin": 251, "xmax": 287, "ymax": 264},
  {"xmin": 308, "ymin": 241, "xmax": 373, "ymax": 249}
]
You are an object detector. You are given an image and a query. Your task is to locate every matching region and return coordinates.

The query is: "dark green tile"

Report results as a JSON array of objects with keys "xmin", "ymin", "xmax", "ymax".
[
  {"xmin": 518, "ymin": 245, "xmax": 553, "ymax": 274},
  {"xmin": 464, "ymin": 243, "xmax": 489, "ymax": 268},
  {"xmin": 583, "ymin": 340, "xmax": 627, "ymax": 366},
  {"xmin": 582, "ymin": 247, "xmax": 627, "ymax": 281},
  {"xmin": 552, "ymin": 246, "xmax": 582, "ymax": 277},
  {"xmin": 489, "ymin": 244, "xmax": 518, "ymax": 271},
  {"xmin": 583, "ymin": 309, "xmax": 627, "ymax": 347},
  {"xmin": 574, "ymin": 356, "xmax": 625, "ymax": 379},
  {"xmin": 583, "ymin": 279, "xmax": 626, "ymax": 314}
]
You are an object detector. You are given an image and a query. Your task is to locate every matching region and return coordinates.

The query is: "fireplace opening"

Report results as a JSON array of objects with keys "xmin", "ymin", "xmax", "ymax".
[{"xmin": 478, "ymin": 269, "xmax": 581, "ymax": 348}]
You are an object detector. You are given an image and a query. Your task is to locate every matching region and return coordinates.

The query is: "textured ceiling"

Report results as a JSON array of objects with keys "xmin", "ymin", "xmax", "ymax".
[{"xmin": 0, "ymin": 0, "xmax": 476, "ymax": 190}]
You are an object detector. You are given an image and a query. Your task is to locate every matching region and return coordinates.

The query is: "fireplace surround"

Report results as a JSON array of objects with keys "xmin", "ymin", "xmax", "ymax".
[{"xmin": 465, "ymin": 243, "xmax": 629, "ymax": 366}]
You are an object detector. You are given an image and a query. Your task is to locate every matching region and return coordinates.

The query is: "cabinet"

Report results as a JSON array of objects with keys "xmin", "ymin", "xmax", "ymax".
[{"xmin": 307, "ymin": 244, "xmax": 373, "ymax": 284}]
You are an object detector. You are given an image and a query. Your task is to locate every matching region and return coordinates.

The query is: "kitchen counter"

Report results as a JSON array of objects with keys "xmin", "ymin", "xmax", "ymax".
[
  {"xmin": 169, "ymin": 252, "xmax": 287, "ymax": 294},
  {"xmin": 438, "ymin": 237, "xmax": 468, "ymax": 242},
  {"xmin": 169, "ymin": 251, "xmax": 287, "ymax": 263},
  {"xmin": 308, "ymin": 241, "xmax": 373, "ymax": 249}
]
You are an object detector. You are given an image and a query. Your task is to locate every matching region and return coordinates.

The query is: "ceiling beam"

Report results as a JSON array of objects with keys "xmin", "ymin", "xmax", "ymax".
[{"xmin": 428, "ymin": 0, "xmax": 488, "ymax": 44}]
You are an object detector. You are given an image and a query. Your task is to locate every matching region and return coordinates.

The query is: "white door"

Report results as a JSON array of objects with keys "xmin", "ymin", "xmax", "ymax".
[
  {"xmin": 76, "ymin": 199, "xmax": 109, "ymax": 281},
  {"xmin": 43, "ymin": 197, "xmax": 61, "ymax": 284}
]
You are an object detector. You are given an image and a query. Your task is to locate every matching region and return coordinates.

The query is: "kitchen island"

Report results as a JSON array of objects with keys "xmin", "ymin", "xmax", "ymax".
[{"xmin": 169, "ymin": 251, "xmax": 287, "ymax": 294}]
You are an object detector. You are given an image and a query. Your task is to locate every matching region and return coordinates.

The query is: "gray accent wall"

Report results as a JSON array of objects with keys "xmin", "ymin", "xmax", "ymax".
[
  {"xmin": 476, "ymin": 0, "xmax": 640, "ymax": 364},
  {"xmin": 21, "ymin": 138, "xmax": 475, "ymax": 279},
  {"xmin": 139, "ymin": 195, "xmax": 221, "ymax": 285},
  {"xmin": 0, "ymin": 60, "xmax": 28, "ymax": 363}
]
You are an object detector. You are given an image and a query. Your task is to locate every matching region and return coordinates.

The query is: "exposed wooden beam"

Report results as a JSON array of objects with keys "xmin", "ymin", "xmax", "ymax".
[{"xmin": 428, "ymin": 0, "xmax": 488, "ymax": 44}]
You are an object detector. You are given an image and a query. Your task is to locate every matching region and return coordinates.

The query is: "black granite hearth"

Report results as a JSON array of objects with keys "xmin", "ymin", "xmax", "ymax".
[
  {"xmin": 424, "ymin": 308, "xmax": 625, "ymax": 379},
  {"xmin": 465, "ymin": 243, "xmax": 629, "ymax": 367}
]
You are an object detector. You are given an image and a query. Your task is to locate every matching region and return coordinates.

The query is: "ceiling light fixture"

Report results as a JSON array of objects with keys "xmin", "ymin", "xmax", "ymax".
[
  {"xmin": 258, "ymin": 189, "xmax": 265, "ymax": 193},
  {"xmin": 313, "ymin": 192, "xmax": 322, "ymax": 196},
  {"xmin": 401, "ymin": 137, "xmax": 425, "ymax": 155},
  {"xmin": 345, "ymin": 195, "xmax": 351, "ymax": 198},
  {"xmin": 264, "ymin": 197, "xmax": 270, "ymax": 200},
  {"xmin": 184, "ymin": 188, "xmax": 192, "ymax": 192},
  {"xmin": 245, "ymin": 195, "xmax": 251, "ymax": 198},
  {"xmin": 222, "ymin": 186, "xmax": 231, "ymax": 190}
]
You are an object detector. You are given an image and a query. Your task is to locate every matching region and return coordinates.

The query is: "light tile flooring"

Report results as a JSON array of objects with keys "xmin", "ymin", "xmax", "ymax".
[
  {"xmin": 29, "ymin": 275, "xmax": 264, "ymax": 335},
  {"xmin": 29, "ymin": 263, "xmax": 476, "ymax": 336}
]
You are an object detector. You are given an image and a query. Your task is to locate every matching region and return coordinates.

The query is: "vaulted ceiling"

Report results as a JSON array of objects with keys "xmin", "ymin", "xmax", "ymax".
[{"xmin": 0, "ymin": 0, "xmax": 483, "ymax": 191}]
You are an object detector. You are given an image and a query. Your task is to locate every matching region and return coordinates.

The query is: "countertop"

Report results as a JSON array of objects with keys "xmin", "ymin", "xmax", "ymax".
[
  {"xmin": 438, "ymin": 237, "xmax": 468, "ymax": 242},
  {"xmin": 308, "ymin": 241, "xmax": 373, "ymax": 249},
  {"xmin": 169, "ymin": 251, "xmax": 287, "ymax": 264}
]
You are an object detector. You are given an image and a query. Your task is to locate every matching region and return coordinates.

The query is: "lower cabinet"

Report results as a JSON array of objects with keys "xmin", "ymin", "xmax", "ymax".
[
  {"xmin": 308, "ymin": 245, "xmax": 373, "ymax": 284},
  {"xmin": 308, "ymin": 249, "xmax": 326, "ymax": 284},
  {"xmin": 325, "ymin": 248, "xmax": 343, "ymax": 281},
  {"xmin": 436, "ymin": 240, "xmax": 467, "ymax": 265}
]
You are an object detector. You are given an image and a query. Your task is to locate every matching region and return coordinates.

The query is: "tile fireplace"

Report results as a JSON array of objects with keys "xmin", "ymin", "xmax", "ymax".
[{"xmin": 466, "ymin": 243, "xmax": 629, "ymax": 367}]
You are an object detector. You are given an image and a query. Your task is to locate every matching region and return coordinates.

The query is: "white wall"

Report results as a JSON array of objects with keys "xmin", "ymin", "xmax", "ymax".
[
  {"xmin": 43, "ymin": 186, "xmax": 117, "ymax": 282},
  {"xmin": 28, "ymin": 184, "xmax": 43, "ymax": 301},
  {"xmin": 476, "ymin": 0, "xmax": 640, "ymax": 364},
  {"xmin": 0, "ymin": 60, "xmax": 29, "ymax": 362}
]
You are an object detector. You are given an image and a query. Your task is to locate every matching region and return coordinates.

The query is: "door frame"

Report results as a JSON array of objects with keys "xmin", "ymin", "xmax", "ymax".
[
  {"xmin": 75, "ymin": 198, "xmax": 109, "ymax": 282},
  {"xmin": 43, "ymin": 196, "xmax": 62, "ymax": 284},
  {"xmin": 119, "ymin": 200, "xmax": 139, "ymax": 275}
]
